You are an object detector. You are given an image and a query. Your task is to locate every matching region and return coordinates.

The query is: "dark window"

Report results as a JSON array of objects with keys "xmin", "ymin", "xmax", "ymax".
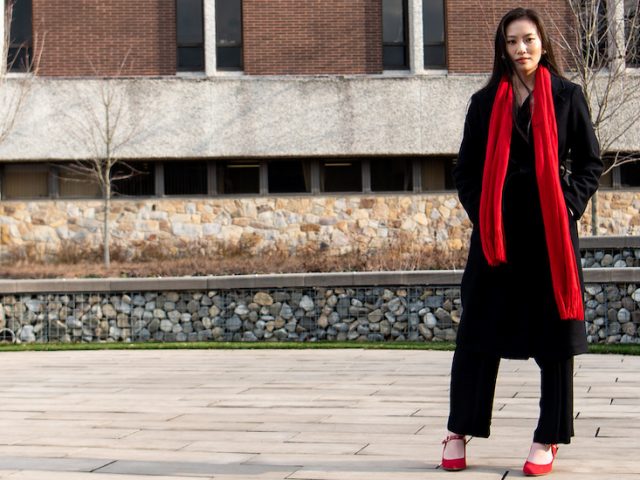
[
  {"xmin": 164, "ymin": 161, "xmax": 207, "ymax": 195},
  {"xmin": 423, "ymin": 0, "xmax": 446, "ymax": 68},
  {"xmin": 423, "ymin": 157, "xmax": 454, "ymax": 191},
  {"xmin": 218, "ymin": 161, "xmax": 259, "ymax": 194},
  {"xmin": 383, "ymin": 0, "xmax": 408, "ymax": 69},
  {"xmin": 371, "ymin": 158, "xmax": 412, "ymax": 191},
  {"xmin": 112, "ymin": 162, "xmax": 155, "ymax": 196},
  {"xmin": 216, "ymin": 0, "xmax": 243, "ymax": 70},
  {"xmin": 620, "ymin": 160, "xmax": 640, "ymax": 187},
  {"xmin": 321, "ymin": 160, "xmax": 362, "ymax": 192},
  {"xmin": 58, "ymin": 167, "xmax": 101, "ymax": 198},
  {"xmin": 598, "ymin": 155, "xmax": 615, "ymax": 188},
  {"xmin": 177, "ymin": 0, "xmax": 205, "ymax": 71},
  {"xmin": 268, "ymin": 160, "xmax": 311, "ymax": 193},
  {"xmin": 576, "ymin": 0, "xmax": 609, "ymax": 68},
  {"xmin": 598, "ymin": 170, "xmax": 613, "ymax": 188},
  {"xmin": 2, "ymin": 163, "xmax": 48, "ymax": 199},
  {"xmin": 7, "ymin": 0, "xmax": 32, "ymax": 72},
  {"xmin": 625, "ymin": 0, "xmax": 640, "ymax": 67}
]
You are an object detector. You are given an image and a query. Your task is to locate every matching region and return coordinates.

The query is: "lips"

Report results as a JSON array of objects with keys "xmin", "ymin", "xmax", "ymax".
[{"xmin": 516, "ymin": 58, "xmax": 530, "ymax": 63}]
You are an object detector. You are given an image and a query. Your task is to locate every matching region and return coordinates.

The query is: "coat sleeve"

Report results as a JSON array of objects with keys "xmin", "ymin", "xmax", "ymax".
[
  {"xmin": 453, "ymin": 94, "xmax": 485, "ymax": 225},
  {"xmin": 563, "ymin": 85, "xmax": 603, "ymax": 220}
]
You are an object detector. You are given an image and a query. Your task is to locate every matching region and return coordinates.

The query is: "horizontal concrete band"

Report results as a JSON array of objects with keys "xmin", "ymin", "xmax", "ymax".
[
  {"xmin": 2, "ymin": 74, "xmax": 640, "ymax": 160},
  {"xmin": 1, "ymin": 268, "xmax": 639, "ymax": 294},
  {"xmin": 580, "ymin": 235, "xmax": 640, "ymax": 248}
]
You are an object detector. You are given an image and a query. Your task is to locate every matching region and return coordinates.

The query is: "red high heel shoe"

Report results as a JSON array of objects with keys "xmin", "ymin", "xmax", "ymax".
[
  {"xmin": 523, "ymin": 444, "xmax": 558, "ymax": 476},
  {"xmin": 441, "ymin": 434, "xmax": 467, "ymax": 471}
]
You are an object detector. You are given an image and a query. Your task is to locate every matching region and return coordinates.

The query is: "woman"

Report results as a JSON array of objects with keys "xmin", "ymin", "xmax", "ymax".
[{"xmin": 441, "ymin": 7, "xmax": 602, "ymax": 476}]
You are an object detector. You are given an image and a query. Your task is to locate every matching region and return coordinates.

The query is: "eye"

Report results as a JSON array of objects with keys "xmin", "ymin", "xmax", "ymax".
[{"xmin": 507, "ymin": 39, "xmax": 516, "ymax": 45}]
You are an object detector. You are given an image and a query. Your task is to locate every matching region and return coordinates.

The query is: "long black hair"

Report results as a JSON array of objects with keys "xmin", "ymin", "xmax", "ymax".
[{"xmin": 485, "ymin": 8, "xmax": 563, "ymax": 90}]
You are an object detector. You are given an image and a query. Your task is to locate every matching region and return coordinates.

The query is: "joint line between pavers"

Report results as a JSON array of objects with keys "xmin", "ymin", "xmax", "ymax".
[
  {"xmin": 285, "ymin": 468, "xmax": 304, "ymax": 479},
  {"xmin": 414, "ymin": 424, "xmax": 426, "ymax": 434},
  {"xmin": 91, "ymin": 459, "xmax": 117, "ymax": 473},
  {"xmin": 118, "ymin": 429, "xmax": 141, "ymax": 440},
  {"xmin": 354, "ymin": 443, "xmax": 370, "ymax": 455}
]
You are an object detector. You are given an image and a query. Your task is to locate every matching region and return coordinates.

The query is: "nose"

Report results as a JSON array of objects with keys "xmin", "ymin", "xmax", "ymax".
[{"xmin": 516, "ymin": 41, "xmax": 527, "ymax": 54}]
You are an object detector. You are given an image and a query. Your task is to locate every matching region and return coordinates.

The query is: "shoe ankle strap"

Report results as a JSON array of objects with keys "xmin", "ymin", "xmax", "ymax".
[{"xmin": 442, "ymin": 434, "xmax": 466, "ymax": 445}]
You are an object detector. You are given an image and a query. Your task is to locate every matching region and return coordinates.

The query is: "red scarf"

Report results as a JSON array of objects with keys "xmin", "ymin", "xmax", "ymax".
[{"xmin": 479, "ymin": 66, "xmax": 584, "ymax": 321}]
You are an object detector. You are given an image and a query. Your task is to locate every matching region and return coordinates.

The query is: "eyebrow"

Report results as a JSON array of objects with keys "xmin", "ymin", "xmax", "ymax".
[{"xmin": 506, "ymin": 33, "xmax": 537, "ymax": 39}]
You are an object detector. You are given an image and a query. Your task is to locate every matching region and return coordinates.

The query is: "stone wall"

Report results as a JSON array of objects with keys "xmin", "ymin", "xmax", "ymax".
[{"xmin": 0, "ymin": 191, "xmax": 638, "ymax": 262}]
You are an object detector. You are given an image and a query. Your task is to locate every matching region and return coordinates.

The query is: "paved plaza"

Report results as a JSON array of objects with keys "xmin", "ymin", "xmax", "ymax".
[{"xmin": 0, "ymin": 348, "xmax": 638, "ymax": 479}]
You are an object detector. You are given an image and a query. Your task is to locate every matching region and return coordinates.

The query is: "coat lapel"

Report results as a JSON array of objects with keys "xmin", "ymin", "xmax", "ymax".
[{"xmin": 551, "ymin": 74, "xmax": 572, "ymax": 110}]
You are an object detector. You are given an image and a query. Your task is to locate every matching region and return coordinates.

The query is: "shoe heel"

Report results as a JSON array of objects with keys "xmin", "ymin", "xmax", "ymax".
[{"xmin": 523, "ymin": 444, "xmax": 558, "ymax": 477}]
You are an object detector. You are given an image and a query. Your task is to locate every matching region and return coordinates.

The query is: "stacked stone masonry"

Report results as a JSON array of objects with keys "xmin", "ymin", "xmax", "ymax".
[
  {"xmin": 2, "ymin": 284, "xmax": 639, "ymax": 345},
  {"xmin": 1, "ymin": 193, "xmax": 639, "ymax": 261}
]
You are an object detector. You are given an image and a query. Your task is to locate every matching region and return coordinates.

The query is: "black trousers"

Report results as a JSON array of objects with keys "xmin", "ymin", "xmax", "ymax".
[{"xmin": 447, "ymin": 348, "xmax": 575, "ymax": 444}]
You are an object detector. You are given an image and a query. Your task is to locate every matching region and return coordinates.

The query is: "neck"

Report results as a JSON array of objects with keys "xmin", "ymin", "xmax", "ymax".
[{"xmin": 513, "ymin": 68, "xmax": 537, "ymax": 91}]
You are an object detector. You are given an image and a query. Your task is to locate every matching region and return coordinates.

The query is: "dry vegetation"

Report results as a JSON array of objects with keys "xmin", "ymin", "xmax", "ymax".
[{"xmin": 0, "ymin": 234, "xmax": 468, "ymax": 279}]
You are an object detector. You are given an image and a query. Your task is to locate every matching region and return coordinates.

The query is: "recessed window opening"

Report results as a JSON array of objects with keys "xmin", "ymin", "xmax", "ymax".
[
  {"xmin": 321, "ymin": 160, "xmax": 362, "ymax": 192},
  {"xmin": 216, "ymin": 0, "xmax": 243, "ymax": 70},
  {"xmin": 112, "ymin": 162, "xmax": 155, "ymax": 197},
  {"xmin": 177, "ymin": 0, "xmax": 205, "ymax": 71},
  {"xmin": 268, "ymin": 160, "xmax": 310, "ymax": 193},
  {"xmin": 6, "ymin": 0, "xmax": 33, "ymax": 72},
  {"xmin": 218, "ymin": 161, "xmax": 259, "ymax": 194},
  {"xmin": 371, "ymin": 158, "xmax": 413, "ymax": 191},
  {"xmin": 423, "ymin": 0, "xmax": 446, "ymax": 68},
  {"xmin": 383, "ymin": 0, "xmax": 409, "ymax": 69},
  {"xmin": 2, "ymin": 163, "xmax": 47, "ymax": 199},
  {"xmin": 164, "ymin": 161, "xmax": 207, "ymax": 195}
]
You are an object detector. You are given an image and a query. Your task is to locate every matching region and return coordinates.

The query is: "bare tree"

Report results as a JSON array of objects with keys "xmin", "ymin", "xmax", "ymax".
[
  {"xmin": 0, "ymin": 0, "xmax": 43, "ymax": 145},
  {"xmin": 61, "ymin": 50, "xmax": 148, "ymax": 268},
  {"xmin": 549, "ymin": 0, "xmax": 640, "ymax": 234}
]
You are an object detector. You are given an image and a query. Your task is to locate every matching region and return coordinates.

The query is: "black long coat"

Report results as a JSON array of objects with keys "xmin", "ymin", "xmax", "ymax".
[{"xmin": 453, "ymin": 74, "xmax": 603, "ymax": 360}]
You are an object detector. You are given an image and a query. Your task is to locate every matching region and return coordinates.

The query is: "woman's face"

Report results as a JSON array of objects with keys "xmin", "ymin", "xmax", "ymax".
[{"xmin": 505, "ymin": 18, "xmax": 543, "ymax": 77}]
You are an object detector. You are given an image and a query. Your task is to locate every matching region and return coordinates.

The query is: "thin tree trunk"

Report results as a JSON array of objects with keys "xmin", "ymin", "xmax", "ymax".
[
  {"xmin": 591, "ymin": 192, "xmax": 598, "ymax": 236},
  {"xmin": 104, "ymin": 187, "xmax": 111, "ymax": 269}
]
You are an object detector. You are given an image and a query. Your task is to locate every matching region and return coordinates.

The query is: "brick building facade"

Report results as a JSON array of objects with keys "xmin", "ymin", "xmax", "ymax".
[
  {"xmin": 32, "ymin": 0, "xmax": 177, "ymax": 76},
  {"xmin": 445, "ymin": 0, "xmax": 573, "ymax": 73},
  {"xmin": 24, "ymin": 0, "xmax": 572, "ymax": 76},
  {"xmin": 1, "ymin": 0, "xmax": 639, "ymax": 262}
]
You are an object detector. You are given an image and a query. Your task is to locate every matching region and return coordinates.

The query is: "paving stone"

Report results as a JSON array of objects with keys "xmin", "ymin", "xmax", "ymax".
[{"xmin": 0, "ymin": 350, "xmax": 637, "ymax": 479}]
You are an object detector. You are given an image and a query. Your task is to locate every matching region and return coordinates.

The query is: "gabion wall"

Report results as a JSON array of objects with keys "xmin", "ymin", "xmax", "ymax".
[
  {"xmin": 584, "ymin": 284, "xmax": 640, "ymax": 343},
  {"xmin": 582, "ymin": 249, "xmax": 640, "ymax": 268},
  {"xmin": 1, "ymin": 284, "xmax": 639, "ymax": 345}
]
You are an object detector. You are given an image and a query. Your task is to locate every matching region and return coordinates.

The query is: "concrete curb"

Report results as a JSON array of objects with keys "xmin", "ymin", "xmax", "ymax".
[{"xmin": 1, "ymin": 268, "xmax": 639, "ymax": 294}]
